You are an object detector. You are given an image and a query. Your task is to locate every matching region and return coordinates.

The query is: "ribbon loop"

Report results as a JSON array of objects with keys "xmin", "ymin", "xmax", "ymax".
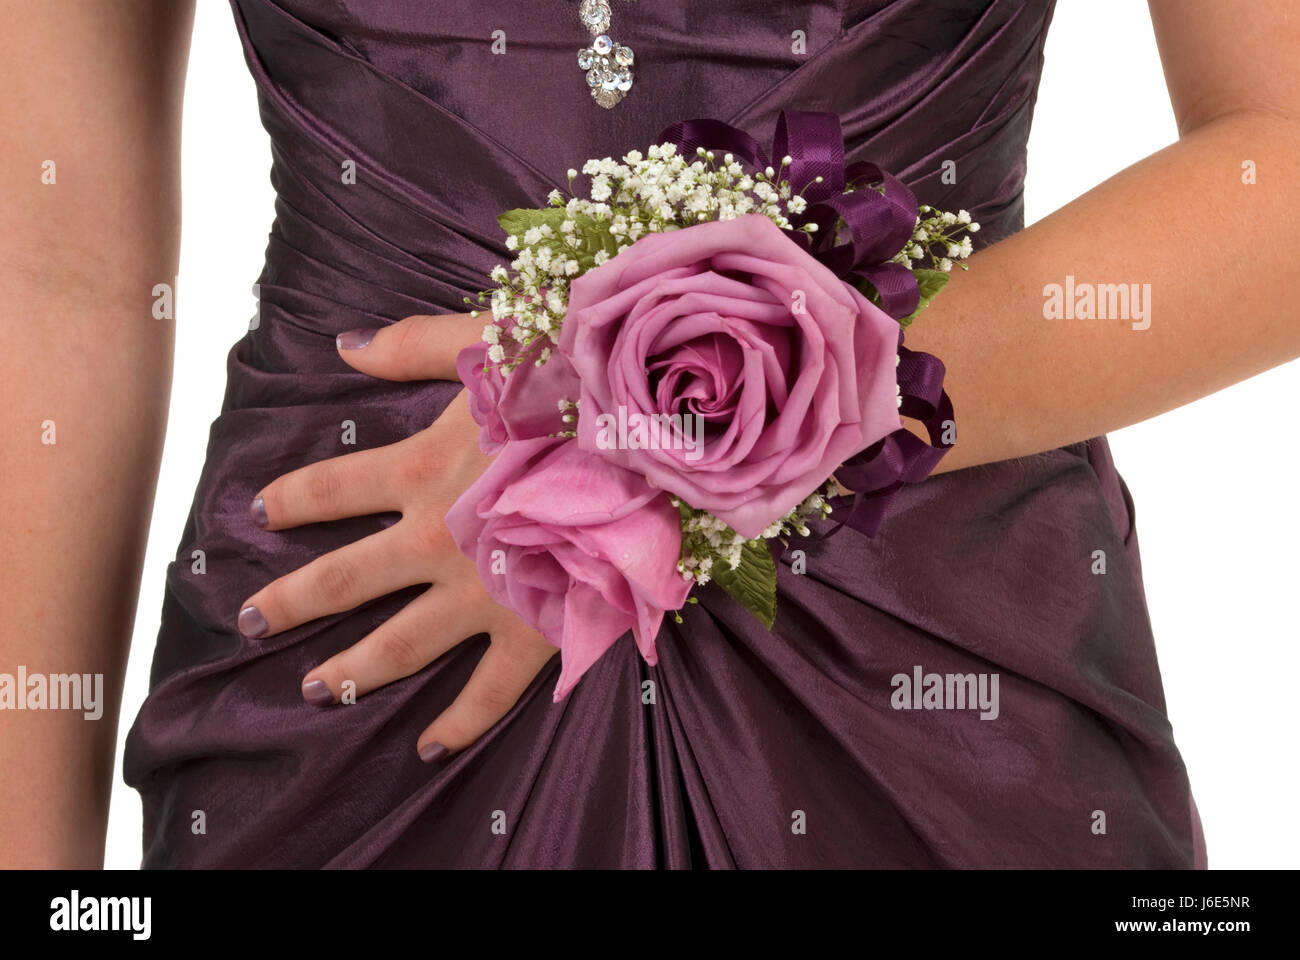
[
  {"xmin": 773, "ymin": 111, "xmax": 845, "ymax": 202},
  {"xmin": 658, "ymin": 110, "xmax": 920, "ymax": 322},
  {"xmin": 656, "ymin": 118, "xmax": 769, "ymax": 176},
  {"xmin": 831, "ymin": 334, "xmax": 954, "ymax": 537}
]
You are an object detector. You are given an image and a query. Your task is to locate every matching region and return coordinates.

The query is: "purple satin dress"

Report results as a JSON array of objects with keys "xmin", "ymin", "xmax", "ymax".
[{"xmin": 123, "ymin": 0, "xmax": 1207, "ymax": 868}]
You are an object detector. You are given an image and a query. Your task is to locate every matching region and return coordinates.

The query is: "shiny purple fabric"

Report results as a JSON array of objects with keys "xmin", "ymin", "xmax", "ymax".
[{"xmin": 123, "ymin": 0, "xmax": 1207, "ymax": 868}]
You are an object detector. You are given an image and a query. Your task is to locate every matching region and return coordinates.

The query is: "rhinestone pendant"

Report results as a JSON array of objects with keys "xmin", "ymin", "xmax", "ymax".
[
  {"xmin": 579, "ymin": 0, "xmax": 612, "ymax": 34},
  {"xmin": 577, "ymin": 0, "xmax": 635, "ymax": 109}
]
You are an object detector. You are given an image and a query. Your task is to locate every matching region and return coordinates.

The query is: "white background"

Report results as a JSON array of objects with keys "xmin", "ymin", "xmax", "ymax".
[{"xmin": 104, "ymin": 0, "xmax": 1300, "ymax": 868}]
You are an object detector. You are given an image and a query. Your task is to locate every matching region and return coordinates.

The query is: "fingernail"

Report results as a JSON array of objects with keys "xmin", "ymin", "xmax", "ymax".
[
  {"xmin": 419, "ymin": 741, "xmax": 449, "ymax": 765},
  {"xmin": 238, "ymin": 605, "xmax": 268, "ymax": 639},
  {"xmin": 301, "ymin": 679, "xmax": 334, "ymax": 706},
  {"xmin": 249, "ymin": 496, "xmax": 268, "ymax": 528},
  {"xmin": 336, "ymin": 328, "xmax": 377, "ymax": 350}
]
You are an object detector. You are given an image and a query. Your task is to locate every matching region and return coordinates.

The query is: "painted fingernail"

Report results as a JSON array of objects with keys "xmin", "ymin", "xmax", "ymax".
[
  {"xmin": 249, "ymin": 496, "xmax": 268, "ymax": 529},
  {"xmin": 419, "ymin": 741, "xmax": 449, "ymax": 765},
  {"xmin": 336, "ymin": 328, "xmax": 377, "ymax": 350},
  {"xmin": 238, "ymin": 605, "xmax": 268, "ymax": 639},
  {"xmin": 301, "ymin": 680, "xmax": 334, "ymax": 706}
]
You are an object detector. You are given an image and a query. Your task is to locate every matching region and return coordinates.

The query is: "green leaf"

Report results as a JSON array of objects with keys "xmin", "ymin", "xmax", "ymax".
[
  {"xmin": 496, "ymin": 207, "xmax": 622, "ymax": 273},
  {"xmin": 712, "ymin": 539, "xmax": 778, "ymax": 630},
  {"xmin": 896, "ymin": 268, "xmax": 949, "ymax": 328},
  {"xmin": 496, "ymin": 207, "xmax": 567, "ymax": 239},
  {"xmin": 569, "ymin": 214, "xmax": 621, "ymax": 270}
]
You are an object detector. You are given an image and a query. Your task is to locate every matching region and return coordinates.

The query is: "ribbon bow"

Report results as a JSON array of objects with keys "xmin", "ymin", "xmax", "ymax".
[
  {"xmin": 831, "ymin": 331, "xmax": 954, "ymax": 537},
  {"xmin": 658, "ymin": 110, "xmax": 921, "ymax": 319}
]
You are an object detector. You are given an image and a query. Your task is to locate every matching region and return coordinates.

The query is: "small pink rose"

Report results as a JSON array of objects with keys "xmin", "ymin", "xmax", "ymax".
[
  {"xmin": 445, "ymin": 437, "xmax": 691, "ymax": 701},
  {"xmin": 457, "ymin": 337, "xmax": 582, "ymax": 456}
]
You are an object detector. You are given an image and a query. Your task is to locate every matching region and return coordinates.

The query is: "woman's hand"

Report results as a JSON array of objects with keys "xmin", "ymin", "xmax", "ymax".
[{"xmin": 237, "ymin": 313, "xmax": 557, "ymax": 765}]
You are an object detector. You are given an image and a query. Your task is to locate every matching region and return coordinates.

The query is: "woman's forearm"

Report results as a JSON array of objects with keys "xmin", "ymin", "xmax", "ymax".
[
  {"xmin": 0, "ymin": 0, "xmax": 193, "ymax": 867},
  {"xmin": 908, "ymin": 107, "xmax": 1300, "ymax": 474},
  {"xmin": 0, "ymin": 291, "xmax": 173, "ymax": 867},
  {"xmin": 908, "ymin": 0, "xmax": 1300, "ymax": 473}
]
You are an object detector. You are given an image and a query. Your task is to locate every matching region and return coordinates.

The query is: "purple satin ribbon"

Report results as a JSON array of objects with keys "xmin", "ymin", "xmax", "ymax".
[
  {"xmin": 658, "ymin": 111, "xmax": 921, "ymax": 318},
  {"xmin": 830, "ymin": 332, "xmax": 955, "ymax": 537},
  {"xmin": 658, "ymin": 111, "xmax": 955, "ymax": 537}
]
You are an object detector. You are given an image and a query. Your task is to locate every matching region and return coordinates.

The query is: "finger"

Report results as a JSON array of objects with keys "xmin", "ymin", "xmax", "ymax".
[
  {"xmin": 335, "ymin": 312, "xmax": 483, "ymax": 382},
  {"xmin": 415, "ymin": 626, "xmax": 557, "ymax": 761},
  {"xmin": 254, "ymin": 439, "xmax": 410, "ymax": 531},
  {"xmin": 239, "ymin": 526, "xmax": 429, "ymax": 639},
  {"xmin": 299, "ymin": 581, "xmax": 487, "ymax": 703}
]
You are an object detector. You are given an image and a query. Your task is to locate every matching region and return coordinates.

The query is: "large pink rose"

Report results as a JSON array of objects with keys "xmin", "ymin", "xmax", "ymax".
[
  {"xmin": 559, "ymin": 212, "xmax": 903, "ymax": 539},
  {"xmin": 445, "ymin": 436, "xmax": 691, "ymax": 701}
]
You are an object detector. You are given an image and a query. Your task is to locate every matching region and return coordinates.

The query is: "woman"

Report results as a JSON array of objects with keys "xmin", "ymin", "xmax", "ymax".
[{"xmin": 4, "ymin": 0, "xmax": 1294, "ymax": 867}]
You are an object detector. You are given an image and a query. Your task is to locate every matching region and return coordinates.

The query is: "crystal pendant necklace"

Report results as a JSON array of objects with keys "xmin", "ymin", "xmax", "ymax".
[{"xmin": 576, "ymin": 0, "xmax": 637, "ymax": 109}]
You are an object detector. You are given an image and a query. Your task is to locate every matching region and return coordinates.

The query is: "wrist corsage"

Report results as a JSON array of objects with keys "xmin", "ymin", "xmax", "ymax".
[{"xmin": 445, "ymin": 111, "xmax": 973, "ymax": 701}]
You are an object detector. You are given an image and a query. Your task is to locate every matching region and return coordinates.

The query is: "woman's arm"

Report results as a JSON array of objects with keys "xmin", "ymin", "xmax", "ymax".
[
  {"xmin": 906, "ymin": 0, "xmax": 1300, "ymax": 472},
  {"xmin": 0, "ymin": 0, "xmax": 194, "ymax": 867}
]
